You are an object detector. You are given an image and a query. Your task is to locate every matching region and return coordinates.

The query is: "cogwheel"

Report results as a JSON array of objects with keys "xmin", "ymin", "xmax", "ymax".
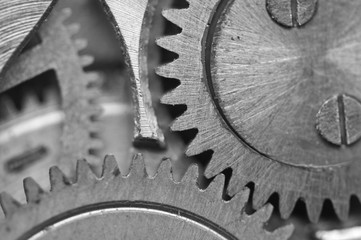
[
  {"xmin": 0, "ymin": 7, "xmax": 102, "ymax": 166},
  {"xmin": 0, "ymin": 0, "xmax": 55, "ymax": 74},
  {"xmin": 0, "ymin": 155, "xmax": 293, "ymax": 239},
  {"xmin": 157, "ymin": 0, "xmax": 361, "ymax": 222}
]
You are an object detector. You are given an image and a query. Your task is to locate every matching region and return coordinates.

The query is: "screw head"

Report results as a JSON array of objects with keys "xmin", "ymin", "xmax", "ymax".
[
  {"xmin": 316, "ymin": 94, "xmax": 361, "ymax": 146},
  {"xmin": 266, "ymin": 0, "xmax": 318, "ymax": 28}
]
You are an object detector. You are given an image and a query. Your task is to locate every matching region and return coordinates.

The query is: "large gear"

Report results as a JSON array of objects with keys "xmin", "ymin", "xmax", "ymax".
[
  {"xmin": 0, "ymin": 7, "xmax": 102, "ymax": 199},
  {"xmin": 0, "ymin": 155, "xmax": 294, "ymax": 239},
  {"xmin": 157, "ymin": 0, "xmax": 361, "ymax": 222}
]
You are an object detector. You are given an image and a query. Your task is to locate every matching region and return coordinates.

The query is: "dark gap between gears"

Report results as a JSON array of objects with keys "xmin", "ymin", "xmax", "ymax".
[
  {"xmin": 5, "ymin": 146, "xmax": 48, "ymax": 173},
  {"xmin": 171, "ymin": 0, "xmax": 189, "ymax": 9}
]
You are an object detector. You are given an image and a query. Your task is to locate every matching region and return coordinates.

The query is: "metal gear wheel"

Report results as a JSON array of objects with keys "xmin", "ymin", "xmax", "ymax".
[
  {"xmin": 157, "ymin": 0, "xmax": 361, "ymax": 222},
  {"xmin": 0, "ymin": 7, "xmax": 102, "ymax": 198},
  {"xmin": 0, "ymin": 155, "xmax": 294, "ymax": 239}
]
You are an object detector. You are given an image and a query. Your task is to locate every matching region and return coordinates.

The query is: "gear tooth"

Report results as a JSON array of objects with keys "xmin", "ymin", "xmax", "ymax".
[
  {"xmin": 89, "ymin": 139, "xmax": 103, "ymax": 150},
  {"xmin": 74, "ymin": 39, "xmax": 88, "ymax": 51},
  {"xmin": 162, "ymin": 9, "xmax": 187, "ymax": 28},
  {"xmin": 156, "ymin": 35, "xmax": 182, "ymax": 52},
  {"xmin": 279, "ymin": 193, "xmax": 298, "ymax": 219},
  {"xmin": 271, "ymin": 224, "xmax": 295, "ymax": 240},
  {"xmin": 23, "ymin": 178, "xmax": 44, "ymax": 204},
  {"xmin": 171, "ymin": 112, "xmax": 194, "ymax": 131},
  {"xmin": 231, "ymin": 188, "xmax": 251, "ymax": 207},
  {"xmin": 43, "ymin": 87, "xmax": 60, "ymax": 106},
  {"xmin": 86, "ymin": 72, "xmax": 103, "ymax": 86},
  {"xmin": 155, "ymin": 159, "xmax": 172, "ymax": 180},
  {"xmin": 253, "ymin": 185, "xmax": 273, "ymax": 210},
  {"xmin": 206, "ymin": 174, "xmax": 225, "ymax": 198},
  {"xmin": 0, "ymin": 192, "xmax": 21, "ymax": 217},
  {"xmin": 306, "ymin": 197, "xmax": 323, "ymax": 223},
  {"xmin": 156, "ymin": 60, "xmax": 179, "ymax": 79},
  {"xmin": 130, "ymin": 154, "xmax": 147, "ymax": 178},
  {"xmin": 0, "ymin": 96, "xmax": 18, "ymax": 118},
  {"xmin": 252, "ymin": 203, "xmax": 274, "ymax": 223},
  {"xmin": 185, "ymin": 134, "xmax": 210, "ymax": 156},
  {"xmin": 181, "ymin": 164, "xmax": 199, "ymax": 184},
  {"xmin": 59, "ymin": 8, "xmax": 72, "ymax": 22},
  {"xmin": 161, "ymin": 86, "xmax": 187, "ymax": 105},
  {"xmin": 66, "ymin": 23, "xmax": 81, "ymax": 35},
  {"xmin": 332, "ymin": 200, "xmax": 349, "ymax": 222},
  {"xmin": 80, "ymin": 55, "xmax": 95, "ymax": 67},
  {"xmin": 23, "ymin": 92, "xmax": 40, "ymax": 112},
  {"xmin": 76, "ymin": 159, "xmax": 97, "ymax": 183},
  {"xmin": 102, "ymin": 155, "xmax": 120, "ymax": 178},
  {"xmin": 49, "ymin": 166, "xmax": 70, "ymax": 191}
]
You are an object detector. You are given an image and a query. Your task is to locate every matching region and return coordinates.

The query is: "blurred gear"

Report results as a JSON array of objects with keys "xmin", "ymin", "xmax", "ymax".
[
  {"xmin": 157, "ymin": 0, "xmax": 361, "ymax": 223},
  {"xmin": 0, "ymin": 7, "xmax": 102, "ymax": 199},
  {"xmin": 0, "ymin": 0, "xmax": 54, "ymax": 75},
  {"xmin": 0, "ymin": 155, "xmax": 294, "ymax": 239}
]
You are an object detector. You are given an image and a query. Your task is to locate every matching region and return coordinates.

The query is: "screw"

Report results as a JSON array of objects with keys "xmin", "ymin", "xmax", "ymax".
[
  {"xmin": 316, "ymin": 94, "xmax": 361, "ymax": 146},
  {"xmin": 266, "ymin": 0, "xmax": 318, "ymax": 28}
]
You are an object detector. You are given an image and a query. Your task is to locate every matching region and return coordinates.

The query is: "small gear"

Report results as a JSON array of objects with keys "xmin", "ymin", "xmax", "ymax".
[
  {"xmin": 0, "ymin": 0, "xmax": 55, "ymax": 75},
  {"xmin": 0, "ymin": 155, "xmax": 294, "ymax": 239},
  {"xmin": 0, "ymin": 7, "xmax": 102, "ymax": 199},
  {"xmin": 157, "ymin": 0, "xmax": 361, "ymax": 222}
]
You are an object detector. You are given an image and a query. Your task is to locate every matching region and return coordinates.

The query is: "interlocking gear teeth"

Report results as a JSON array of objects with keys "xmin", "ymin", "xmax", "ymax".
[
  {"xmin": 0, "ymin": 155, "xmax": 293, "ymax": 240},
  {"xmin": 156, "ymin": 0, "xmax": 360, "ymax": 222}
]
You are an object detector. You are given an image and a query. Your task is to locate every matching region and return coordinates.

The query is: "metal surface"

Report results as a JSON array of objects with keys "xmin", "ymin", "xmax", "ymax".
[
  {"xmin": 316, "ymin": 94, "xmax": 361, "ymax": 146},
  {"xmin": 266, "ymin": 0, "xmax": 318, "ymax": 27},
  {"xmin": 157, "ymin": 0, "xmax": 361, "ymax": 222},
  {"xmin": 101, "ymin": 0, "xmax": 165, "ymax": 146},
  {"xmin": 0, "ymin": 0, "xmax": 55, "ymax": 76},
  {"xmin": 0, "ymin": 155, "xmax": 294, "ymax": 239}
]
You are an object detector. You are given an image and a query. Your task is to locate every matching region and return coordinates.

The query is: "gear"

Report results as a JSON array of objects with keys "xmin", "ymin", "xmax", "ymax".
[
  {"xmin": 0, "ymin": 7, "xmax": 102, "ymax": 199},
  {"xmin": 157, "ymin": 0, "xmax": 361, "ymax": 222},
  {"xmin": 0, "ymin": 154, "xmax": 293, "ymax": 239},
  {"xmin": 0, "ymin": 0, "xmax": 55, "ymax": 75}
]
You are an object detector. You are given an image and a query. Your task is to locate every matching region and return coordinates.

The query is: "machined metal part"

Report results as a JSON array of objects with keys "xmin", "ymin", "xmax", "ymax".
[
  {"xmin": 0, "ymin": 155, "xmax": 294, "ymax": 239},
  {"xmin": 157, "ymin": 0, "xmax": 361, "ymax": 222},
  {"xmin": 100, "ymin": 0, "xmax": 165, "ymax": 147},
  {"xmin": 0, "ymin": 0, "xmax": 55, "ymax": 76}
]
